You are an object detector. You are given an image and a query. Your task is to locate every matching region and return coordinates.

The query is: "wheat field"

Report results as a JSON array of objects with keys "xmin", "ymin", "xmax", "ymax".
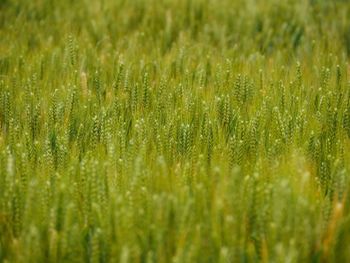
[{"xmin": 1, "ymin": 0, "xmax": 350, "ymax": 262}]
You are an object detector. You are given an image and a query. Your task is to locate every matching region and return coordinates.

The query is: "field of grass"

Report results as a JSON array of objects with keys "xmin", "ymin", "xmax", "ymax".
[{"xmin": 1, "ymin": 0, "xmax": 350, "ymax": 262}]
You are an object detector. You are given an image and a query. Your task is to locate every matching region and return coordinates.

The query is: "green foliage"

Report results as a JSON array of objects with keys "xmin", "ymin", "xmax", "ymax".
[{"xmin": 1, "ymin": 0, "xmax": 350, "ymax": 262}]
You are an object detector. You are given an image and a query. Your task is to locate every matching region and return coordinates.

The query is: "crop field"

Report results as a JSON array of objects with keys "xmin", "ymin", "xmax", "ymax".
[{"xmin": 1, "ymin": 0, "xmax": 350, "ymax": 262}]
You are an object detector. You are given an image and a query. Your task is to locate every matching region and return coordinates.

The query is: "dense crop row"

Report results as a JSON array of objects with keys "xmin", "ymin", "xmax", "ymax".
[{"xmin": 1, "ymin": 0, "xmax": 350, "ymax": 262}]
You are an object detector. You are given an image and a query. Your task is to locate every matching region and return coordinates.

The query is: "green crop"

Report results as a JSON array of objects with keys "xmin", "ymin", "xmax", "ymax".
[{"xmin": 1, "ymin": 0, "xmax": 350, "ymax": 262}]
